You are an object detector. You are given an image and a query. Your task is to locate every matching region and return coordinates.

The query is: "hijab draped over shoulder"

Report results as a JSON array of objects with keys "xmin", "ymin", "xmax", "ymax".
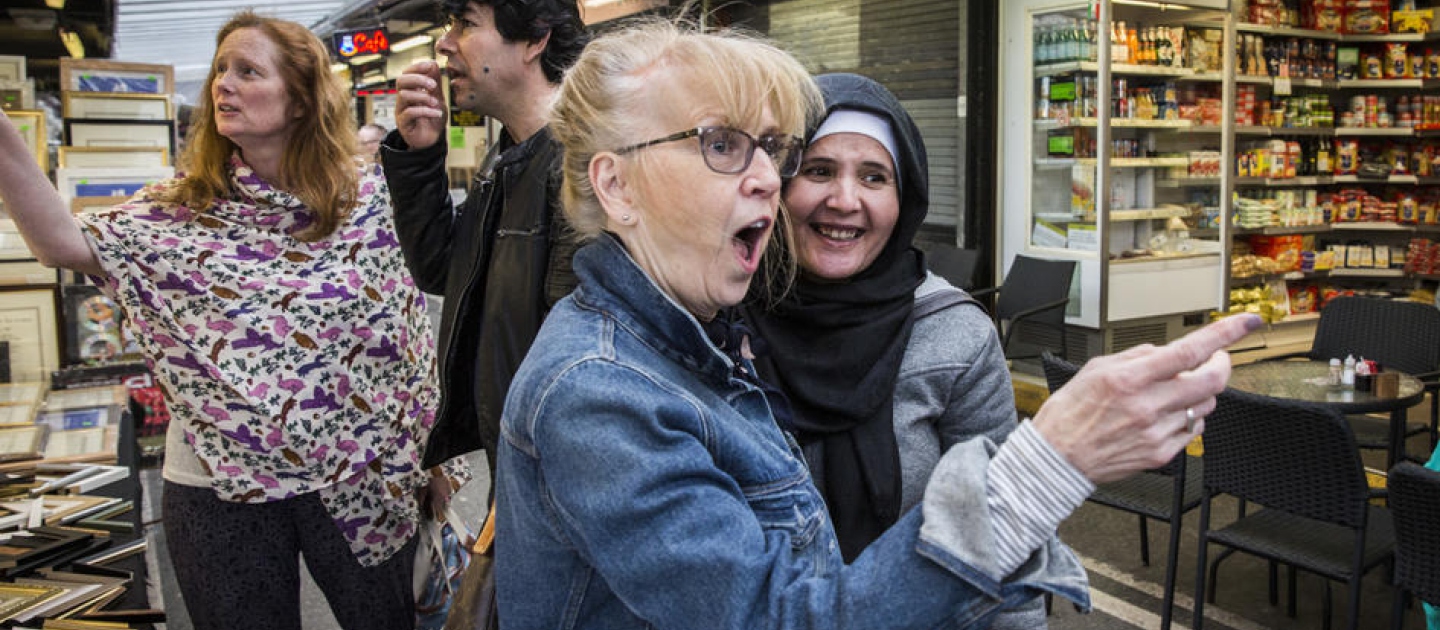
[{"xmin": 745, "ymin": 73, "xmax": 931, "ymax": 561}]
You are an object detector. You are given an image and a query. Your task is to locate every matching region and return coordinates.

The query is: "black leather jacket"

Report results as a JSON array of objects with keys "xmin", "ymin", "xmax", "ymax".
[{"xmin": 381, "ymin": 128, "xmax": 576, "ymax": 470}]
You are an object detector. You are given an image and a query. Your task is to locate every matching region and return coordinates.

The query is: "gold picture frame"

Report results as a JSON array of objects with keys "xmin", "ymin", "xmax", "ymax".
[
  {"xmin": 0, "ymin": 582, "xmax": 62, "ymax": 623},
  {"xmin": 59, "ymin": 59, "xmax": 172, "ymax": 95},
  {"xmin": 62, "ymin": 92, "xmax": 171, "ymax": 121},
  {"xmin": 0, "ymin": 287, "xmax": 60, "ymax": 383},
  {"xmin": 58, "ymin": 146, "xmax": 168, "ymax": 169},
  {"xmin": 5, "ymin": 110, "xmax": 46, "ymax": 172}
]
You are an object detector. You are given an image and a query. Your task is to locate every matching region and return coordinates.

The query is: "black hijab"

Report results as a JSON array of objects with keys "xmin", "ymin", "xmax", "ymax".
[{"xmin": 744, "ymin": 73, "xmax": 931, "ymax": 562}]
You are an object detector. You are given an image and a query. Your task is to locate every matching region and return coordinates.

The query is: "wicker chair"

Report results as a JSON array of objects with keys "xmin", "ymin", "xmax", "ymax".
[
  {"xmin": 970, "ymin": 255, "xmax": 1075, "ymax": 361},
  {"xmin": 1193, "ymin": 388, "xmax": 1395, "ymax": 630},
  {"xmin": 1040, "ymin": 352, "xmax": 1202, "ymax": 630},
  {"xmin": 1273, "ymin": 296, "xmax": 1440, "ymax": 459},
  {"xmin": 922, "ymin": 244, "xmax": 981, "ymax": 291},
  {"xmin": 1388, "ymin": 461, "xmax": 1440, "ymax": 630}
]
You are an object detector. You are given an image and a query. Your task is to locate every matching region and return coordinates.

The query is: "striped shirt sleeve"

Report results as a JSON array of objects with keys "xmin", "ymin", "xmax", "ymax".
[{"xmin": 985, "ymin": 421, "xmax": 1094, "ymax": 576}]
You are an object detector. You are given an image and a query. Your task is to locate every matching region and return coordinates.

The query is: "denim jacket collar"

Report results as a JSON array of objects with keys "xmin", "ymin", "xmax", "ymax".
[{"xmin": 572, "ymin": 233, "xmax": 738, "ymax": 386}]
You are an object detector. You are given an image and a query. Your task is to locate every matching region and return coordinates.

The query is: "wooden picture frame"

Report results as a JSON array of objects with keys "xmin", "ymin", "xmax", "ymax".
[
  {"xmin": 62, "ymin": 92, "xmax": 171, "ymax": 121},
  {"xmin": 60, "ymin": 59, "xmax": 172, "ymax": 95},
  {"xmin": 5, "ymin": 110, "xmax": 46, "ymax": 172},
  {"xmin": 58, "ymin": 146, "xmax": 168, "ymax": 169},
  {"xmin": 63, "ymin": 119, "xmax": 174, "ymax": 154},
  {"xmin": 0, "ymin": 79, "xmax": 34, "ymax": 112},
  {"xmin": 0, "ymin": 287, "xmax": 60, "ymax": 383},
  {"xmin": 41, "ymin": 427, "xmax": 110, "ymax": 460},
  {"xmin": 0, "ymin": 56, "xmax": 24, "ymax": 83},
  {"xmin": 53, "ymin": 167, "xmax": 172, "ymax": 206},
  {"xmin": 0, "ymin": 425, "xmax": 45, "ymax": 461},
  {"xmin": 69, "ymin": 195, "xmax": 128, "ymax": 216}
]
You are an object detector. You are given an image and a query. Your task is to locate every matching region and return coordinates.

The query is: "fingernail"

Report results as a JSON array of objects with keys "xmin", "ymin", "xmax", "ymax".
[{"xmin": 1243, "ymin": 313, "xmax": 1262, "ymax": 332}]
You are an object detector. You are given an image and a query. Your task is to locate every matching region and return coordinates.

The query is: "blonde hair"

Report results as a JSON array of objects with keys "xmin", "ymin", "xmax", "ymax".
[
  {"xmin": 154, "ymin": 10, "xmax": 358, "ymax": 241},
  {"xmin": 549, "ymin": 18, "xmax": 821, "ymax": 238}
]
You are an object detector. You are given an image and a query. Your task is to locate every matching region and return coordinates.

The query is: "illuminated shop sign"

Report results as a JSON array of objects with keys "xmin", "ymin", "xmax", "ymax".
[{"xmin": 333, "ymin": 27, "xmax": 390, "ymax": 59}]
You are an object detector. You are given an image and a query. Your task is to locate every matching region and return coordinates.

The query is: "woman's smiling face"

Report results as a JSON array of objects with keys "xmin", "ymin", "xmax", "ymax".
[{"xmin": 783, "ymin": 132, "xmax": 900, "ymax": 282}]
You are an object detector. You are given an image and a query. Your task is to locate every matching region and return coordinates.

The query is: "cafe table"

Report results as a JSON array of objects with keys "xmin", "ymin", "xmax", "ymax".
[{"xmin": 1228, "ymin": 359, "xmax": 1426, "ymax": 469}]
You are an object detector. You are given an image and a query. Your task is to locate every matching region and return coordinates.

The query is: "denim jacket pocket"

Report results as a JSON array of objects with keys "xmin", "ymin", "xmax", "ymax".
[{"xmin": 741, "ymin": 469, "xmax": 826, "ymax": 550}]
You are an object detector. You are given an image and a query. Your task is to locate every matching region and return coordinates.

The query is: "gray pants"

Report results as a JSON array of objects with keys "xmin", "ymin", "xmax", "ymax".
[{"xmin": 162, "ymin": 481, "xmax": 417, "ymax": 630}]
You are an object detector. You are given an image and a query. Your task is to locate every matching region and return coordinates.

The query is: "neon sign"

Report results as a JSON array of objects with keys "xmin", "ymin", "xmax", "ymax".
[{"xmin": 333, "ymin": 27, "xmax": 390, "ymax": 59}]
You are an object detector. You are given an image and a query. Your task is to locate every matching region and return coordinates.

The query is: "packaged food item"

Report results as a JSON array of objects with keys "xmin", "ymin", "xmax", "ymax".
[
  {"xmin": 1345, "ymin": 0, "xmax": 1391, "ymax": 34},
  {"xmin": 1392, "ymin": 8, "xmax": 1434, "ymax": 33},
  {"xmin": 1385, "ymin": 42, "xmax": 1409, "ymax": 77},
  {"xmin": 1334, "ymin": 138, "xmax": 1360, "ymax": 174},
  {"xmin": 1363, "ymin": 52, "xmax": 1385, "ymax": 78}
]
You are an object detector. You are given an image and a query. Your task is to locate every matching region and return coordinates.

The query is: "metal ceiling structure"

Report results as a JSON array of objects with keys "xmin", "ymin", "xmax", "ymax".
[{"xmin": 112, "ymin": 0, "xmax": 356, "ymax": 100}]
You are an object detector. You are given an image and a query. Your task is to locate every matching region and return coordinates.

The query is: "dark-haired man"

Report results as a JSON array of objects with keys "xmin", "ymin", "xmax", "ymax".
[{"xmin": 381, "ymin": 0, "xmax": 588, "ymax": 475}]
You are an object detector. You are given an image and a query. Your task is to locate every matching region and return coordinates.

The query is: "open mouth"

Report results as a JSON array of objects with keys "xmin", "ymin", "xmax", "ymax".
[
  {"xmin": 217, "ymin": 104, "xmax": 238, "ymax": 114},
  {"xmin": 732, "ymin": 218, "xmax": 772, "ymax": 267}
]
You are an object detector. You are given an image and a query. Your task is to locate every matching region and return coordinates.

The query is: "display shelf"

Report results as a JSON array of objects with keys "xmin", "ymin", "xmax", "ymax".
[
  {"xmin": 1333, "ymin": 127, "xmax": 1418, "ymax": 137},
  {"xmin": 1157, "ymin": 177, "xmax": 1220, "ymax": 188},
  {"xmin": 1076, "ymin": 156, "xmax": 1191, "ymax": 168},
  {"xmin": 1329, "ymin": 268, "xmax": 1407, "ymax": 278},
  {"xmin": 1056, "ymin": 117, "xmax": 1194, "ymax": 129},
  {"xmin": 1337, "ymin": 78, "xmax": 1440, "ymax": 89},
  {"xmin": 1342, "ymin": 31, "xmax": 1440, "ymax": 43},
  {"xmin": 1234, "ymin": 176, "xmax": 1334, "ymax": 187},
  {"xmin": 1033, "ymin": 60, "xmax": 1196, "ymax": 78},
  {"xmin": 1331, "ymin": 174, "xmax": 1421, "ymax": 184},
  {"xmin": 1231, "ymin": 224, "xmax": 1334, "ymax": 235},
  {"xmin": 1236, "ymin": 22, "xmax": 1343, "ymax": 40},
  {"xmin": 1331, "ymin": 221, "xmax": 1419, "ymax": 232}
]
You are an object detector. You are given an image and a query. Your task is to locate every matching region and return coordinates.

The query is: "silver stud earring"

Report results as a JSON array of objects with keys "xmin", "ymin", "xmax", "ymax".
[{"xmin": 621, "ymin": 214, "xmax": 632, "ymax": 223}]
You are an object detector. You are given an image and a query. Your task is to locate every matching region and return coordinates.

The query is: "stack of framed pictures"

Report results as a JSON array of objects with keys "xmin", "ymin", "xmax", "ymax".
[
  {"xmin": 0, "ymin": 55, "xmax": 35, "ymax": 112},
  {"xmin": 56, "ymin": 59, "xmax": 175, "ymax": 211}
]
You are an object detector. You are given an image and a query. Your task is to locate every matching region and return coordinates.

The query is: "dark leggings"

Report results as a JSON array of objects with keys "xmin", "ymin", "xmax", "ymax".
[{"xmin": 162, "ymin": 481, "xmax": 417, "ymax": 630}]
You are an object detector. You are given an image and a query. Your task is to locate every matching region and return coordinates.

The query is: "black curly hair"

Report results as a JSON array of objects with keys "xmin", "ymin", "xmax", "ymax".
[{"xmin": 440, "ymin": 0, "xmax": 589, "ymax": 84}]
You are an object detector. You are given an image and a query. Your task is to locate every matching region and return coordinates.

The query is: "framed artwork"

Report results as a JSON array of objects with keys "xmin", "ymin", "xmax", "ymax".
[
  {"xmin": 0, "ymin": 425, "xmax": 44, "ymax": 461},
  {"xmin": 60, "ymin": 59, "xmax": 172, "ymax": 95},
  {"xmin": 5, "ymin": 110, "xmax": 46, "ymax": 172},
  {"xmin": 0, "ymin": 79, "xmax": 34, "ymax": 112},
  {"xmin": 69, "ymin": 195, "xmax": 128, "ymax": 216},
  {"xmin": 0, "ymin": 56, "xmax": 24, "ymax": 83},
  {"xmin": 53, "ymin": 167, "xmax": 172, "ymax": 206},
  {"xmin": 61, "ymin": 286, "xmax": 125, "ymax": 365},
  {"xmin": 41, "ymin": 427, "xmax": 110, "ymax": 460},
  {"xmin": 63, "ymin": 119, "xmax": 174, "ymax": 154},
  {"xmin": 0, "ymin": 288, "xmax": 60, "ymax": 383},
  {"xmin": 62, "ymin": 92, "xmax": 171, "ymax": 121},
  {"xmin": 59, "ymin": 146, "xmax": 168, "ymax": 169}
]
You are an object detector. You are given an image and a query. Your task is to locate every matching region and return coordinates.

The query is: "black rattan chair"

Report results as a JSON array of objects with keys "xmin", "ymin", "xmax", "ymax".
[
  {"xmin": 971, "ymin": 255, "xmax": 1075, "ymax": 361},
  {"xmin": 1193, "ymin": 388, "xmax": 1395, "ymax": 630},
  {"xmin": 923, "ymin": 244, "xmax": 981, "ymax": 291},
  {"xmin": 1272, "ymin": 296, "xmax": 1440, "ymax": 458},
  {"xmin": 1388, "ymin": 461, "xmax": 1440, "ymax": 630},
  {"xmin": 1041, "ymin": 352, "xmax": 1201, "ymax": 630}
]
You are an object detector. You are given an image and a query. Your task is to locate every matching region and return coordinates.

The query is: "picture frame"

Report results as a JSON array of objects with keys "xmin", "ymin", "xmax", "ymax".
[
  {"xmin": 0, "ymin": 79, "xmax": 34, "ymax": 112},
  {"xmin": 0, "ymin": 425, "xmax": 45, "ymax": 461},
  {"xmin": 69, "ymin": 195, "xmax": 128, "ymax": 216},
  {"xmin": 41, "ymin": 427, "xmax": 111, "ymax": 460},
  {"xmin": 59, "ymin": 59, "xmax": 172, "ymax": 95},
  {"xmin": 62, "ymin": 92, "xmax": 172, "ymax": 121},
  {"xmin": 0, "ymin": 56, "xmax": 24, "ymax": 83},
  {"xmin": 0, "ymin": 526, "xmax": 95, "ymax": 578},
  {"xmin": 5, "ymin": 110, "xmax": 46, "ymax": 172},
  {"xmin": 53, "ymin": 167, "xmax": 172, "ymax": 207},
  {"xmin": 58, "ymin": 146, "xmax": 168, "ymax": 169},
  {"xmin": 0, "ymin": 582, "xmax": 62, "ymax": 623},
  {"xmin": 63, "ymin": 119, "xmax": 174, "ymax": 154},
  {"xmin": 0, "ymin": 287, "xmax": 60, "ymax": 383},
  {"xmin": 61, "ymin": 287, "xmax": 126, "ymax": 366}
]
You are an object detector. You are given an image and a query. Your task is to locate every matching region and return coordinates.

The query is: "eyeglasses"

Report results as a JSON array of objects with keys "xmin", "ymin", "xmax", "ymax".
[{"xmin": 614, "ymin": 126, "xmax": 805, "ymax": 178}]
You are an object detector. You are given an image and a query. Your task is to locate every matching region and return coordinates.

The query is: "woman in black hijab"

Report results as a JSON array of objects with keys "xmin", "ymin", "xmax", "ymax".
[{"xmin": 745, "ymin": 72, "xmax": 1049, "ymax": 627}]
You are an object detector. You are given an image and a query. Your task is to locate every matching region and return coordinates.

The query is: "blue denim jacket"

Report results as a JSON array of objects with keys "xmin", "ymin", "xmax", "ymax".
[{"xmin": 495, "ymin": 234, "xmax": 1089, "ymax": 629}]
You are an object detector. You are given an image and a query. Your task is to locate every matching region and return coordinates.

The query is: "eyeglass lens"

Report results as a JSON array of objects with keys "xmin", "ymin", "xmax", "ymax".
[{"xmin": 699, "ymin": 128, "xmax": 801, "ymax": 177}]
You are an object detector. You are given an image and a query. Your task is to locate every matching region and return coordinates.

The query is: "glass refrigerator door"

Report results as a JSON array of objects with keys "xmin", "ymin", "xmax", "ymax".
[{"xmin": 1000, "ymin": 0, "xmax": 1231, "ymax": 331}]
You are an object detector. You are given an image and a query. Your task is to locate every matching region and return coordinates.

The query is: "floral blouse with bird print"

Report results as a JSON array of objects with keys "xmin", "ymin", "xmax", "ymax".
[{"xmin": 79, "ymin": 156, "xmax": 442, "ymax": 566}]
